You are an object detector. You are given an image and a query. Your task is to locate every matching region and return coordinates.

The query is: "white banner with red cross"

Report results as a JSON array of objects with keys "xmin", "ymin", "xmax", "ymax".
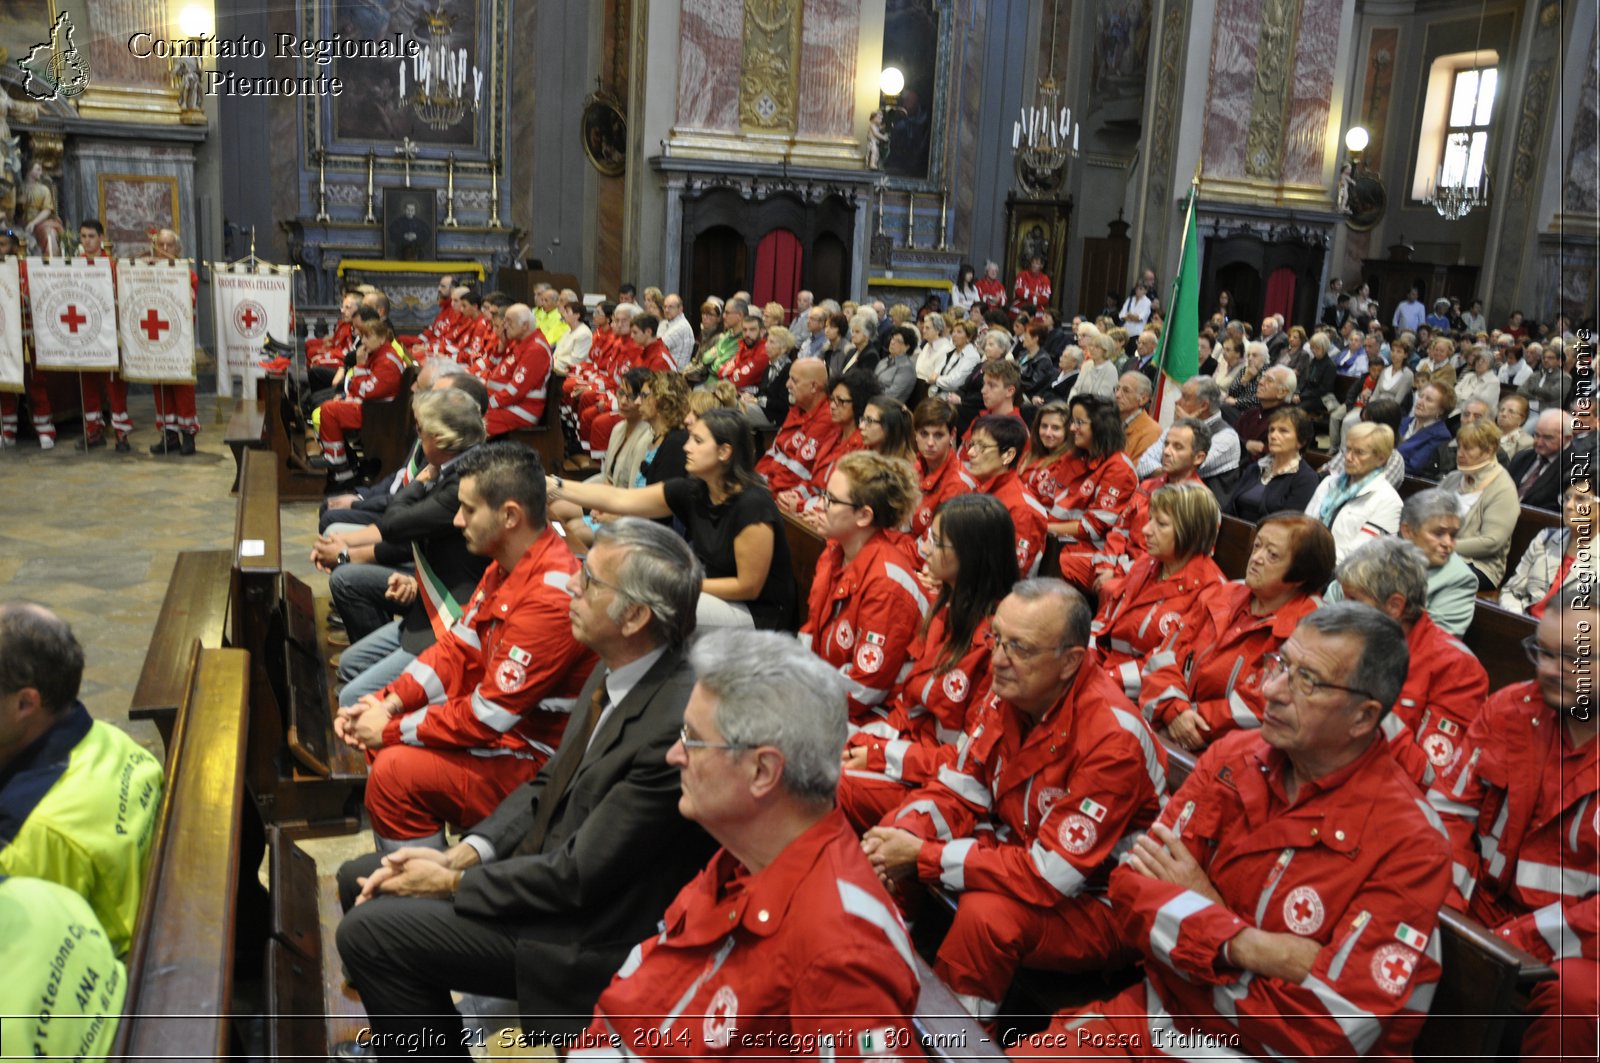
[
  {"xmin": 210, "ymin": 263, "xmax": 294, "ymax": 398},
  {"xmin": 0, "ymin": 258, "xmax": 21, "ymax": 393},
  {"xmin": 26, "ymin": 257, "xmax": 119, "ymax": 371},
  {"xmin": 116, "ymin": 258, "xmax": 197, "ymax": 384}
]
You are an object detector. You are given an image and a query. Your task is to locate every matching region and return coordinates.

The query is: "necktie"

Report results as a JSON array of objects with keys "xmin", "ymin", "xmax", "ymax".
[
  {"xmin": 519, "ymin": 677, "xmax": 606, "ymax": 856},
  {"xmin": 1518, "ymin": 457, "xmax": 1548, "ymax": 499}
]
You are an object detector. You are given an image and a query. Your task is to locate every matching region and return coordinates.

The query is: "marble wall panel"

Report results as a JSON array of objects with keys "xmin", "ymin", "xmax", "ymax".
[
  {"xmin": 678, "ymin": 0, "xmax": 742, "ymax": 130},
  {"xmin": 1202, "ymin": 0, "xmax": 1264, "ymax": 179},
  {"xmin": 1281, "ymin": 0, "xmax": 1340, "ymax": 185},
  {"xmin": 797, "ymin": 0, "xmax": 860, "ymax": 138},
  {"xmin": 1563, "ymin": 21, "xmax": 1600, "ymax": 215}
]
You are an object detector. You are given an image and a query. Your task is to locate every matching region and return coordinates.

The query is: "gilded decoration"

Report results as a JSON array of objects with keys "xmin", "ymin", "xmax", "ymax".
[
  {"xmin": 1243, "ymin": 0, "xmax": 1300, "ymax": 180},
  {"xmin": 739, "ymin": 0, "xmax": 800, "ymax": 132}
]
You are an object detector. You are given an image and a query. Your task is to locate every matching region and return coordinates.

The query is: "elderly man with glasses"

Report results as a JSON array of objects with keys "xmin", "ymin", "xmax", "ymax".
[
  {"xmin": 575, "ymin": 630, "xmax": 921, "ymax": 1059},
  {"xmin": 334, "ymin": 516, "xmax": 715, "ymax": 1059},
  {"xmin": 1015, "ymin": 601, "xmax": 1452, "ymax": 1060},
  {"xmin": 1428, "ymin": 585, "xmax": 1600, "ymax": 1060},
  {"xmin": 863, "ymin": 579, "xmax": 1168, "ymax": 1024}
]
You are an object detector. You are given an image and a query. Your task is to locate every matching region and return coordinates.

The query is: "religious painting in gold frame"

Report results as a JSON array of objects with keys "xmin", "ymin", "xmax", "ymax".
[{"xmin": 97, "ymin": 173, "xmax": 179, "ymax": 255}]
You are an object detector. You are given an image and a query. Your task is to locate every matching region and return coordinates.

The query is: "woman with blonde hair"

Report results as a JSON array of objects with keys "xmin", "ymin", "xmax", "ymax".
[
  {"xmin": 1069, "ymin": 330, "xmax": 1118, "ymax": 400},
  {"xmin": 1439, "ymin": 419, "xmax": 1518, "ymax": 589},
  {"xmin": 800, "ymin": 450, "xmax": 927, "ymax": 723},
  {"xmin": 1304, "ymin": 421, "xmax": 1402, "ymax": 560},
  {"xmin": 1092, "ymin": 481, "xmax": 1225, "ymax": 697}
]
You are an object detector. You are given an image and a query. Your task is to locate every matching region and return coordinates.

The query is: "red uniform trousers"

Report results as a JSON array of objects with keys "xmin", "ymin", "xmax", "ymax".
[
  {"xmin": 153, "ymin": 383, "xmax": 199, "ymax": 435},
  {"xmin": 363, "ymin": 743, "xmax": 545, "ymax": 839},
  {"xmin": 1009, "ymin": 981, "xmax": 1196, "ymax": 1058},
  {"xmin": 79, "ymin": 370, "xmax": 131, "ymax": 437},
  {"xmin": 0, "ymin": 364, "xmax": 54, "ymax": 444},
  {"xmin": 317, "ymin": 398, "xmax": 364, "ymax": 465}
]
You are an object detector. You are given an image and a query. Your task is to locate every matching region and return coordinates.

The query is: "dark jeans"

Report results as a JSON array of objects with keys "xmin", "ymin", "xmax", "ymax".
[{"xmin": 329, "ymin": 562, "xmax": 405, "ymax": 644}]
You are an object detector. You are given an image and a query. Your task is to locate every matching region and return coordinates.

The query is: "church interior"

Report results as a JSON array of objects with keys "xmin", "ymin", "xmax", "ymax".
[{"xmin": 0, "ymin": 0, "xmax": 1598, "ymax": 1059}]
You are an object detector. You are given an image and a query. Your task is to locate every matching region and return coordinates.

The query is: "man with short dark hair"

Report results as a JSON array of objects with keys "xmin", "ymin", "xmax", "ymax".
[
  {"xmin": 335, "ymin": 443, "xmax": 595, "ymax": 852},
  {"xmin": 335, "ymin": 518, "xmax": 716, "ymax": 1057},
  {"xmin": 0, "ymin": 602, "xmax": 162, "ymax": 956},
  {"xmin": 1017, "ymin": 602, "xmax": 1452, "ymax": 1060},
  {"xmin": 866, "ymin": 580, "xmax": 1167, "ymax": 1021}
]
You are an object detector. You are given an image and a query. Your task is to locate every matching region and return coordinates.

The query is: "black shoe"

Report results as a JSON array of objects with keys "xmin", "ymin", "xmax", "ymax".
[
  {"xmin": 114, "ymin": 433, "xmax": 131, "ymax": 453},
  {"xmin": 149, "ymin": 431, "xmax": 181, "ymax": 454},
  {"xmin": 325, "ymin": 470, "xmax": 357, "ymax": 494},
  {"xmin": 74, "ymin": 432, "xmax": 106, "ymax": 450},
  {"xmin": 179, "ymin": 431, "xmax": 196, "ymax": 456}
]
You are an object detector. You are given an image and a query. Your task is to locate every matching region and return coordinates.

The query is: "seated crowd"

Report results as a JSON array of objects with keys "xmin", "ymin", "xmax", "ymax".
[{"xmin": 8, "ymin": 278, "xmax": 1594, "ymax": 1060}]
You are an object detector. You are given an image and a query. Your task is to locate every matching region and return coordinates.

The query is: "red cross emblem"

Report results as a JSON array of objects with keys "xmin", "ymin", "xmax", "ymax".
[
  {"xmin": 1371, "ymin": 943, "xmax": 1417, "ymax": 996},
  {"xmin": 1068, "ymin": 823, "xmax": 1086, "ymax": 844},
  {"xmin": 1293, "ymin": 897, "xmax": 1315, "ymax": 923},
  {"xmin": 1283, "ymin": 885, "xmax": 1325, "ymax": 934},
  {"xmin": 234, "ymin": 299, "xmax": 267, "ymax": 338},
  {"xmin": 1384, "ymin": 955, "xmax": 1412, "ymax": 982},
  {"xmin": 59, "ymin": 305, "xmax": 87, "ymax": 333},
  {"xmin": 139, "ymin": 309, "xmax": 170, "ymax": 342},
  {"xmin": 239, "ymin": 306, "xmax": 259, "ymax": 329},
  {"xmin": 1058, "ymin": 813, "xmax": 1096, "ymax": 854}
]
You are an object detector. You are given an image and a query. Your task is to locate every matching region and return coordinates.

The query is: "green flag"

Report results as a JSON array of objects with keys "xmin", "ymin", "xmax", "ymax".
[{"xmin": 1154, "ymin": 187, "xmax": 1201, "ymax": 424}]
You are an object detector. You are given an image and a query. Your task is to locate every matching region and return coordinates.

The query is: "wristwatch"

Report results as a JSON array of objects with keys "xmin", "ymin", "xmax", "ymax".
[{"xmin": 335, "ymin": 549, "xmax": 351, "ymax": 568}]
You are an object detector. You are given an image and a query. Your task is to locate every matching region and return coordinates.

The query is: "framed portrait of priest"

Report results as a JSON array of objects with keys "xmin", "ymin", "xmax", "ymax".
[{"xmin": 383, "ymin": 188, "xmax": 436, "ymax": 262}]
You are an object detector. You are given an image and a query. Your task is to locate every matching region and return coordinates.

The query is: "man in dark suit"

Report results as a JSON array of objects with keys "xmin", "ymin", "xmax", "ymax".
[
  {"xmin": 334, "ymin": 518, "xmax": 715, "ymax": 1058},
  {"xmin": 1507, "ymin": 409, "xmax": 1574, "ymax": 511}
]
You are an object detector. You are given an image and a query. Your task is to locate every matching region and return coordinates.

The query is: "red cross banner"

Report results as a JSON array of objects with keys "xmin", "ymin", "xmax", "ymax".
[
  {"xmin": 116, "ymin": 259, "xmax": 197, "ymax": 384},
  {"xmin": 0, "ymin": 258, "xmax": 20, "ymax": 393},
  {"xmin": 210, "ymin": 262, "xmax": 293, "ymax": 398},
  {"xmin": 26, "ymin": 257, "xmax": 118, "ymax": 371}
]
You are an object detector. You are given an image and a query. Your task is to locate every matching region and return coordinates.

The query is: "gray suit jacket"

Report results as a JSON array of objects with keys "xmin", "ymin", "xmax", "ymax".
[{"xmin": 453, "ymin": 647, "xmax": 713, "ymax": 1034}]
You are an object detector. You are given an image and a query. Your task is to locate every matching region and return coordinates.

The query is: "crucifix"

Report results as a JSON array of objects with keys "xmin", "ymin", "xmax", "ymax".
[{"xmin": 394, "ymin": 137, "xmax": 419, "ymax": 187}]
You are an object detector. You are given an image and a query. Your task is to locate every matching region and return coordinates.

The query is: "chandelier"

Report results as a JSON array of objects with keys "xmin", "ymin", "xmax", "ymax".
[
  {"xmin": 397, "ymin": 2, "xmax": 481, "ymax": 131},
  {"xmin": 1425, "ymin": 132, "xmax": 1490, "ymax": 220},
  {"xmin": 1012, "ymin": 0, "xmax": 1078, "ymax": 197}
]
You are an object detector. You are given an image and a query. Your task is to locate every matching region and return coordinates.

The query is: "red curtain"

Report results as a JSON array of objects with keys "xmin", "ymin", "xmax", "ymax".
[
  {"xmin": 1264, "ymin": 267, "xmax": 1297, "ymax": 324},
  {"xmin": 752, "ymin": 229, "xmax": 802, "ymax": 315}
]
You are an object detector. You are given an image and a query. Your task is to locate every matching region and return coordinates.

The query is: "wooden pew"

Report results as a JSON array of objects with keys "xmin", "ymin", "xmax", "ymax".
[
  {"xmin": 1460, "ymin": 600, "xmax": 1537, "ymax": 691},
  {"xmin": 113, "ymin": 645, "xmax": 251, "ymax": 1061},
  {"xmin": 1215, "ymin": 514, "xmax": 1256, "ymax": 581},
  {"xmin": 129, "ymin": 548, "xmax": 233, "ymax": 750},
  {"xmin": 1504, "ymin": 505, "xmax": 1562, "ymax": 588},
  {"xmin": 783, "ymin": 511, "xmax": 827, "ymax": 611},
  {"xmin": 235, "ymin": 447, "xmax": 365, "ymax": 832},
  {"xmin": 356, "ymin": 365, "xmax": 417, "ymax": 481},
  {"xmin": 258, "ymin": 373, "xmax": 331, "ymax": 502}
]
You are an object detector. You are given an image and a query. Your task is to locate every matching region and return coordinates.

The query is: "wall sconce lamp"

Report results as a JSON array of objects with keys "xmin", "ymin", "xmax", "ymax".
[{"xmin": 1339, "ymin": 125, "xmax": 1386, "ymax": 231}]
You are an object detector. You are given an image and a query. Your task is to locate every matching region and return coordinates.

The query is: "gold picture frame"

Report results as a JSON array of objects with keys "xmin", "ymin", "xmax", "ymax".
[{"xmin": 96, "ymin": 173, "xmax": 180, "ymax": 255}]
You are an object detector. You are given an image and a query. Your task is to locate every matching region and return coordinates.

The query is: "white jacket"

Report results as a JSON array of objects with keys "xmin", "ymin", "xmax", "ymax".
[
  {"xmin": 1304, "ymin": 473, "xmax": 1403, "ymax": 561},
  {"xmin": 1502, "ymin": 527, "xmax": 1595, "ymax": 614}
]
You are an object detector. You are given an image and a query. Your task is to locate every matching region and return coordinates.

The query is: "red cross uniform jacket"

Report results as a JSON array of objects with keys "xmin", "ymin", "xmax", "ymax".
[
  {"xmin": 1382, "ymin": 612, "xmax": 1489, "ymax": 788},
  {"xmin": 889, "ymin": 664, "xmax": 1167, "ymax": 910},
  {"xmin": 974, "ymin": 469, "xmax": 1049, "ymax": 576},
  {"xmin": 1094, "ymin": 471, "xmax": 1205, "ymax": 579},
  {"xmin": 308, "ymin": 319, "xmax": 353, "ymax": 368},
  {"xmin": 1018, "ymin": 450, "xmax": 1084, "ymax": 511},
  {"xmin": 420, "ymin": 299, "xmax": 457, "ymax": 346},
  {"xmin": 1049, "ymin": 452, "xmax": 1139, "ymax": 558},
  {"xmin": 1429, "ymin": 681, "xmax": 1600, "ymax": 962},
  {"xmin": 344, "ymin": 340, "xmax": 407, "ymax": 402},
  {"xmin": 910, "ymin": 452, "xmax": 975, "ymax": 539},
  {"xmin": 486, "ymin": 329, "xmax": 554, "ymax": 427},
  {"xmin": 381, "ymin": 530, "xmax": 596, "ymax": 760},
  {"xmin": 846, "ymin": 612, "xmax": 994, "ymax": 789},
  {"xmin": 576, "ymin": 810, "xmax": 922, "ymax": 1061},
  {"xmin": 718, "ymin": 336, "xmax": 768, "ymax": 391},
  {"xmin": 1112, "ymin": 731, "xmax": 1451, "ymax": 1059},
  {"xmin": 1012, "ymin": 270, "xmax": 1051, "ymax": 309},
  {"xmin": 757, "ymin": 401, "xmax": 843, "ymax": 495},
  {"xmin": 800, "ymin": 531, "xmax": 930, "ymax": 725},
  {"xmin": 975, "ymin": 277, "xmax": 1006, "ymax": 309},
  {"xmin": 1092, "ymin": 552, "xmax": 1226, "ymax": 699},
  {"xmin": 445, "ymin": 314, "xmax": 496, "ymax": 366},
  {"xmin": 1138, "ymin": 582, "xmax": 1321, "ymax": 744},
  {"xmin": 794, "ymin": 427, "xmax": 865, "ymax": 504}
]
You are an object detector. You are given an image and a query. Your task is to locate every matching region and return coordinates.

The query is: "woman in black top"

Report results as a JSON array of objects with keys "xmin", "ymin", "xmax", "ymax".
[
  {"xmin": 1222, "ymin": 406, "xmax": 1320, "ymax": 522},
  {"xmin": 547, "ymin": 407, "xmax": 796, "ymax": 630}
]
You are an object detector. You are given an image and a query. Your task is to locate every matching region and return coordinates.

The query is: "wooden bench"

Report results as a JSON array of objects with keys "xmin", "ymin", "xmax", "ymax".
[
  {"xmin": 113, "ymin": 644, "xmax": 251, "ymax": 1061},
  {"xmin": 1504, "ymin": 504, "xmax": 1562, "ymax": 587},
  {"xmin": 235, "ymin": 447, "xmax": 366, "ymax": 832},
  {"xmin": 355, "ymin": 365, "xmax": 417, "ymax": 482},
  {"xmin": 1460, "ymin": 600, "xmax": 1537, "ymax": 691},
  {"xmin": 783, "ymin": 511, "xmax": 826, "ymax": 610},
  {"xmin": 129, "ymin": 548, "xmax": 233, "ymax": 750},
  {"xmin": 225, "ymin": 401, "xmax": 267, "ymax": 494},
  {"xmin": 1215, "ymin": 514, "xmax": 1256, "ymax": 580},
  {"xmin": 258, "ymin": 373, "xmax": 334, "ymax": 502}
]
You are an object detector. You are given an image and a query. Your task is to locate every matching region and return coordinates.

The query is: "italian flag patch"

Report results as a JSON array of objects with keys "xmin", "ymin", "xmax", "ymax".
[
  {"xmin": 1395, "ymin": 922, "xmax": 1428, "ymax": 950},
  {"xmin": 1079, "ymin": 797, "xmax": 1108, "ymax": 822},
  {"xmin": 507, "ymin": 645, "xmax": 533, "ymax": 665}
]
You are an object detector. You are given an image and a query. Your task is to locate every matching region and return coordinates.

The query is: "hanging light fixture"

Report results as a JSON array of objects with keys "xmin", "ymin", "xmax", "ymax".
[
  {"xmin": 397, "ymin": 1, "xmax": 482, "ymax": 131},
  {"xmin": 1425, "ymin": 0, "xmax": 1493, "ymax": 220},
  {"xmin": 1013, "ymin": 0, "xmax": 1079, "ymax": 197}
]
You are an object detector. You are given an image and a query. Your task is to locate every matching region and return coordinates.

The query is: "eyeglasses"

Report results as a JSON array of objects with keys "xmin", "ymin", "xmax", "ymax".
[
  {"xmin": 576, "ymin": 559, "xmax": 618, "ymax": 596},
  {"xmin": 678, "ymin": 723, "xmax": 758, "ymax": 753},
  {"xmin": 1523, "ymin": 636, "xmax": 1583, "ymax": 667},
  {"xmin": 822, "ymin": 490, "xmax": 862, "ymax": 509},
  {"xmin": 983, "ymin": 628, "xmax": 1053, "ymax": 661},
  {"xmin": 859, "ymin": 415, "xmax": 883, "ymax": 426},
  {"xmin": 829, "ymin": 395, "xmax": 854, "ymax": 407},
  {"xmin": 966, "ymin": 439, "xmax": 998, "ymax": 453},
  {"xmin": 1260, "ymin": 652, "xmax": 1376, "ymax": 702}
]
